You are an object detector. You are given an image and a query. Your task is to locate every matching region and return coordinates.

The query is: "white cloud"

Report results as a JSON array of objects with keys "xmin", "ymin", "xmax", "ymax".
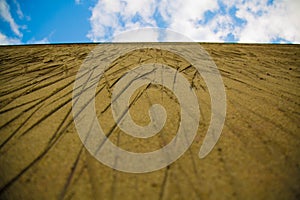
[
  {"xmin": 112, "ymin": 28, "xmax": 160, "ymax": 42},
  {"xmin": 87, "ymin": 0, "xmax": 158, "ymax": 41},
  {"xmin": 27, "ymin": 30, "xmax": 54, "ymax": 44},
  {"xmin": 158, "ymin": 0, "xmax": 225, "ymax": 41},
  {"xmin": 27, "ymin": 37, "xmax": 50, "ymax": 44},
  {"xmin": 86, "ymin": 0, "xmax": 300, "ymax": 43},
  {"xmin": 158, "ymin": 0, "xmax": 218, "ymax": 27},
  {"xmin": 75, "ymin": 0, "xmax": 81, "ymax": 5},
  {"xmin": 0, "ymin": 32, "xmax": 21, "ymax": 45},
  {"xmin": 235, "ymin": 0, "xmax": 300, "ymax": 43},
  {"xmin": 12, "ymin": 0, "xmax": 24, "ymax": 19},
  {"xmin": 0, "ymin": 0, "xmax": 22, "ymax": 37}
]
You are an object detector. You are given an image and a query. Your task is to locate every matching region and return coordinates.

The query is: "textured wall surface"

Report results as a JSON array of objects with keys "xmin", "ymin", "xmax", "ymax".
[{"xmin": 0, "ymin": 43, "xmax": 299, "ymax": 200}]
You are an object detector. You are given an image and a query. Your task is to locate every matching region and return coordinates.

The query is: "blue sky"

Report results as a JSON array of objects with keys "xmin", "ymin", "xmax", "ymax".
[
  {"xmin": 0, "ymin": 0, "xmax": 96, "ymax": 44},
  {"xmin": 0, "ymin": 0, "xmax": 299, "ymax": 44}
]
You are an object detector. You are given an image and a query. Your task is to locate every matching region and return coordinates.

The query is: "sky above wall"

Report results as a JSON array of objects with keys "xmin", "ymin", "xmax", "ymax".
[{"xmin": 0, "ymin": 0, "xmax": 299, "ymax": 45}]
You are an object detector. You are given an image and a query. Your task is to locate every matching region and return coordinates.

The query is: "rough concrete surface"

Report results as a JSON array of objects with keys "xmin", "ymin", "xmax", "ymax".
[{"xmin": 0, "ymin": 43, "xmax": 299, "ymax": 200}]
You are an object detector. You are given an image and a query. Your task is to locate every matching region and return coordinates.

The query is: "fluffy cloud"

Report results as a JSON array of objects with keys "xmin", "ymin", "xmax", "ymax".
[
  {"xmin": 0, "ymin": 32, "xmax": 20, "ymax": 45},
  {"xmin": 87, "ymin": 0, "xmax": 300, "ymax": 43},
  {"xmin": 0, "ymin": 0, "xmax": 22, "ymax": 37},
  {"xmin": 87, "ymin": 0, "xmax": 158, "ymax": 41},
  {"xmin": 235, "ymin": 0, "xmax": 300, "ymax": 43},
  {"xmin": 112, "ymin": 28, "xmax": 160, "ymax": 42},
  {"xmin": 27, "ymin": 37, "xmax": 50, "ymax": 44},
  {"xmin": 12, "ymin": 0, "xmax": 24, "ymax": 19}
]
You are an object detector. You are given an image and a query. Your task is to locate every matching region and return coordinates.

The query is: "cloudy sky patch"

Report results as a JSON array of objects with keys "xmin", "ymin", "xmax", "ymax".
[{"xmin": 0, "ymin": 0, "xmax": 299, "ymax": 44}]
